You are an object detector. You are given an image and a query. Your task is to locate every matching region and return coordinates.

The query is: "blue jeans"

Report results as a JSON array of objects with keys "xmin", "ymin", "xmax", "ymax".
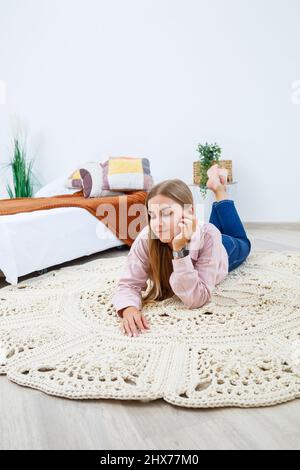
[{"xmin": 209, "ymin": 199, "xmax": 252, "ymax": 272}]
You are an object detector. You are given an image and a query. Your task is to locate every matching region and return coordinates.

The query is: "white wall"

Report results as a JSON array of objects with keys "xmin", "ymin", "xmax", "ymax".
[{"xmin": 0, "ymin": 0, "xmax": 299, "ymax": 222}]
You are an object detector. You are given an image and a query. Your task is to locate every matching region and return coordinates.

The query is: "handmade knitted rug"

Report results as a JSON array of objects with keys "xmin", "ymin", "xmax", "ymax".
[{"xmin": 0, "ymin": 251, "xmax": 300, "ymax": 408}]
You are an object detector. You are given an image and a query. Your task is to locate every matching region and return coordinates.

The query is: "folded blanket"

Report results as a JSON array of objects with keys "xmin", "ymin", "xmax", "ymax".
[{"xmin": 0, "ymin": 190, "xmax": 148, "ymax": 246}]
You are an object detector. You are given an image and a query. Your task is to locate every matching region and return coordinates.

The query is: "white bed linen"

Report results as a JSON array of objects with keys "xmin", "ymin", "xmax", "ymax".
[{"xmin": 0, "ymin": 207, "xmax": 125, "ymax": 285}]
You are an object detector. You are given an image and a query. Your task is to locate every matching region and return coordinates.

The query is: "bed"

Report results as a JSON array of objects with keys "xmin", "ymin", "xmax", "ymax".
[{"xmin": 0, "ymin": 177, "xmax": 135, "ymax": 285}]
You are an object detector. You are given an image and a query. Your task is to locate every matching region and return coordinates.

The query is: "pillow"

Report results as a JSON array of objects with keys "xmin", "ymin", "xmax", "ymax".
[
  {"xmin": 65, "ymin": 169, "xmax": 83, "ymax": 190},
  {"xmin": 34, "ymin": 177, "xmax": 80, "ymax": 198},
  {"xmin": 101, "ymin": 156, "xmax": 153, "ymax": 191},
  {"xmin": 78, "ymin": 162, "xmax": 103, "ymax": 197},
  {"xmin": 66, "ymin": 162, "xmax": 126, "ymax": 198}
]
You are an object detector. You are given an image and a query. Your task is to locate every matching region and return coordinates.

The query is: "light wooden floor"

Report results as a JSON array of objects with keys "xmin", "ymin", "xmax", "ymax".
[{"xmin": 1, "ymin": 224, "xmax": 300, "ymax": 450}]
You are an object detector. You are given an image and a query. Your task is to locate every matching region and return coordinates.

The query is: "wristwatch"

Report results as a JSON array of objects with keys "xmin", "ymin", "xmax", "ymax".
[{"xmin": 172, "ymin": 246, "xmax": 189, "ymax": 259}]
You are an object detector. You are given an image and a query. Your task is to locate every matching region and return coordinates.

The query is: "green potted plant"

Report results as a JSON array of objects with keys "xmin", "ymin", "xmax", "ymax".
[
  {"xmin": 5, "ymin": 138, "xmax": 37, "ymax": 198},
  {"xmin": 194, "ymin": 142, "xmax": 222, "ymax": 197}
]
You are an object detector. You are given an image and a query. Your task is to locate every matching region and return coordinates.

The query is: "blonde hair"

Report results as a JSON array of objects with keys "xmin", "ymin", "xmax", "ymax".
[{"xmin": 142, "ymin": 179, "xmax": 194, "ymax": 308}]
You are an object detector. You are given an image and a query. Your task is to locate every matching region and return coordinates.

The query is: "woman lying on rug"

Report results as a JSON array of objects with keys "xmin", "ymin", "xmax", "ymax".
[{"xmin": 112, "ymin": 164, "xmax": 252, "ymax": 337}]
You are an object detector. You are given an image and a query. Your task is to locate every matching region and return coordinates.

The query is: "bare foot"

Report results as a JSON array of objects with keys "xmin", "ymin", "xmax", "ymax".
[
  {"xmin": 206, "ymin": 164, "xmax": 228, "ymax": 191},
  {"xmin": 219, "ymin": 172, "xmax": 228, "ymax": 185}
]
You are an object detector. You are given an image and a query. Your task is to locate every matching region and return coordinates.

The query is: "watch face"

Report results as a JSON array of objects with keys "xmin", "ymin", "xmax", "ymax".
[{"xmin": 173, "ymin": 248, "xmax": 189, "ymax": 258}]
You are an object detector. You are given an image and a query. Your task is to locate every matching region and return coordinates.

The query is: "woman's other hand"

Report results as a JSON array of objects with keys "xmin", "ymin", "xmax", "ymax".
[{"xmin": 121, "ymin": 306, "xmax": 150, "ymax": 337}]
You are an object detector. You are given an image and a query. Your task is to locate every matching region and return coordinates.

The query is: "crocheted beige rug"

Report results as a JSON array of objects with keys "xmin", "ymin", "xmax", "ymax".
[{"xmin": 0, "ymin": 251, "xmax": 300, "ymax": 408}]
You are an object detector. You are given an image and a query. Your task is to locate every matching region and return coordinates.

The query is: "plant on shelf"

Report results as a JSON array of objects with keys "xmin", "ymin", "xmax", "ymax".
[
  {"xmin": 195, "ymin": 142, "xmax": 222, "ymax": 197},
  {"xmin": 5, "ymin": 138, "xmax": 36, "ymax": 198}
]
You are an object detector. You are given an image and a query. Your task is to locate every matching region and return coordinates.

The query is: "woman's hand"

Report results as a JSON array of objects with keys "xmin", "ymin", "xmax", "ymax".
[
  {"xmin": 172, "ymin": 210, "xmax": 197, "ymax": 251},
  {"xmin": 121, "ymin": 306, "xmax": 150, "ymax": 337}
]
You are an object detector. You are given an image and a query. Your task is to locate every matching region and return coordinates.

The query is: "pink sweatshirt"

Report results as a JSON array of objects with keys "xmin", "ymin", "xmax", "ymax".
[{"xmin": 112, "ymin": 221, "xmax": 229, "ymax": 317}]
